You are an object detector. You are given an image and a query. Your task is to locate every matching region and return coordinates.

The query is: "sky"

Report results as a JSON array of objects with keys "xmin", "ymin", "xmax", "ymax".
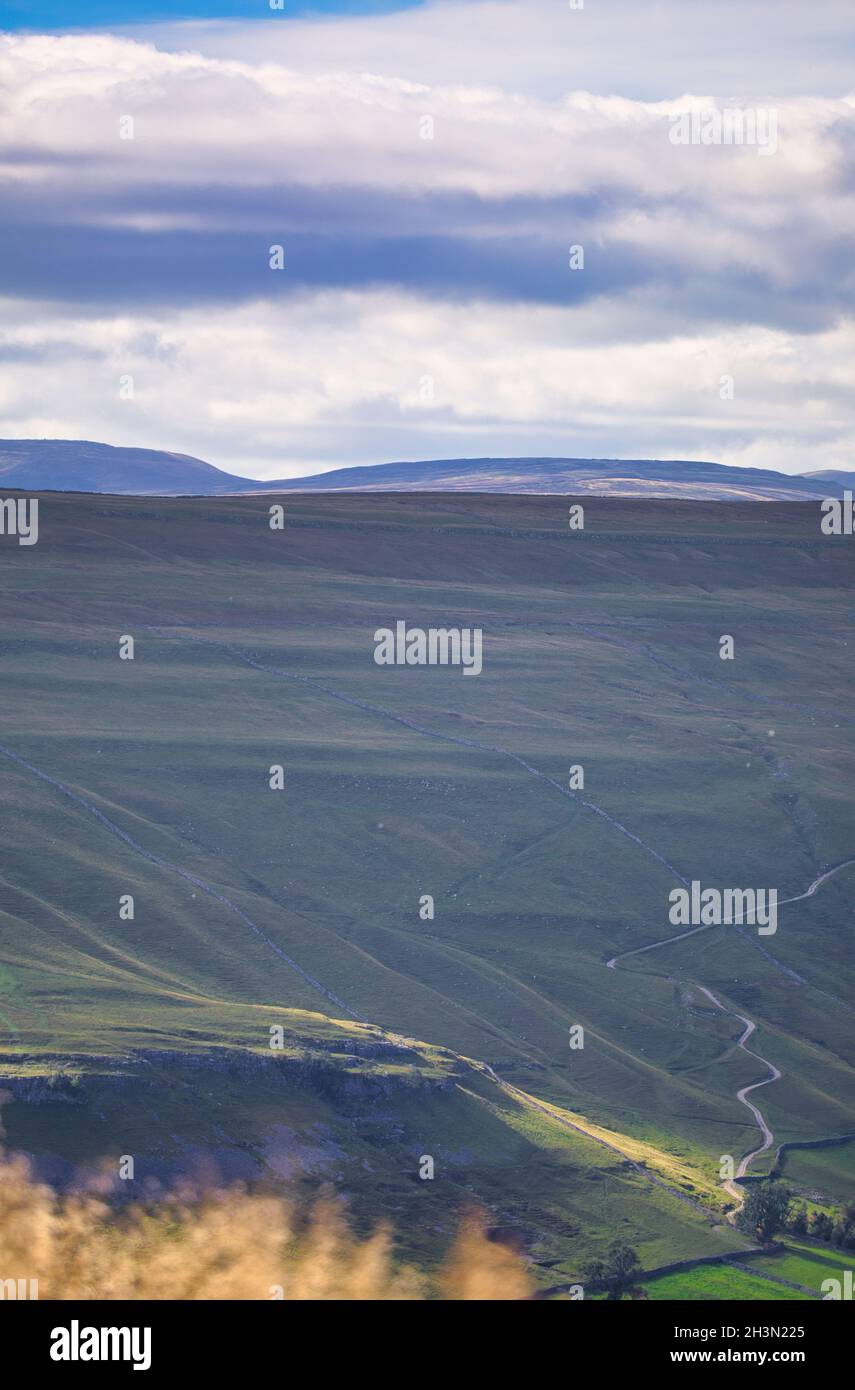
[
  {"xmin": 0, "ymin": 0, "xmax": 853, "ymax": 479},
  {"xmin": 2, "ymin": 1, "xmax": 421, "ymax": 24}
]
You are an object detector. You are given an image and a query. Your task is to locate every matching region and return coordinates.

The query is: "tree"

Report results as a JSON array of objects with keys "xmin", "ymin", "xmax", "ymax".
[
  {"xmin": 789, "ymin": 1204, "xmax": 808, "ymax": 1237},
  {"xmin": 809, "ymin": 1210, "xmax": 833, "ymax": 1242},
  {"xmin": 736, "ymin": 1182, "xmax": 791, "ymax": 1243},
  {"xmin": 581, "ymin": 1257, "xmax": 606, "ymax": 1286},
  {"xmin": 583, "ymin": 1242, "xmax": 642, "ymax": 1299},
  {"xmin": 838, "ymin": 1202, "xmax": 855, "ymax": 1250}
]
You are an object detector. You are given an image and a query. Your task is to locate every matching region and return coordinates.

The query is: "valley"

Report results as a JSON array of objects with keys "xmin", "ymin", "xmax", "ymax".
[{"xmin": 0, "ymin": 488, "xmax": 853, "ymax": 1291}]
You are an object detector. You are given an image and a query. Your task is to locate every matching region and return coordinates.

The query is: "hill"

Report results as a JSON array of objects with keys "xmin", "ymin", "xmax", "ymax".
[
  {"xmin": 0, "ymin": 439, "xmax": 846, "ymax": 500},
  {"xmin": 0, "ymin": 488, "xmax": 853, "ymax": 1284},
  {"xmin": 266, "ymin": 455, "xmax": 845, "ymax": 501},
  {"xmin": 801, "ymin": 469, "xmax": 855, "ymax": 490},
  {"xmin": 0, "ymin": 439, "xmax": 250, "ymax": 496}
]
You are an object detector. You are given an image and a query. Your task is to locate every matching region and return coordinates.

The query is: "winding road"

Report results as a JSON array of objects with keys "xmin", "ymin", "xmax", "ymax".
[
  {"xmin": 606, "ymin": 857, "xmax": 855, "ymax": 973},
  {"xmin": 607, "ymin": 859, "xmax": 855, "ymax": 1202},
  {"xmin": 694, "ymin": 985, "xmax": 781, "ymax": 1197}
]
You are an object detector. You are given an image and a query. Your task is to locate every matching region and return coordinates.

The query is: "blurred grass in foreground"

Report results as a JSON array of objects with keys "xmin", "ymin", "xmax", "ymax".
[{"xmin": 0, "ymin": 1153, "xmax": 531, "ymax": 1300}]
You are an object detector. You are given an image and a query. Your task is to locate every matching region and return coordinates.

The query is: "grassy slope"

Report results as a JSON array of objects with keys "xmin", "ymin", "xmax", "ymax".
[
  {"xmin": 0, "ymin": 490, "xmax": 853, "ymax": 1266},
  {"xmin": 640, "ymin": 1265, "xmax": 812, "ymax": 1301},
  {"xmin": 777, "ymin": 1141, "xmax": 855, "ymax": 1203},
  {"xmin": 750, "ymin": 1239, "xmax": 852, "ymax": 1295}
]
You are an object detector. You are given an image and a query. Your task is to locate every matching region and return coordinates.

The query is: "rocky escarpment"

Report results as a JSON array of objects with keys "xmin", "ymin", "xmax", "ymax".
[{"xmin": 0, "ymin": 1038, "xmax": 458, "ymax": 1107}]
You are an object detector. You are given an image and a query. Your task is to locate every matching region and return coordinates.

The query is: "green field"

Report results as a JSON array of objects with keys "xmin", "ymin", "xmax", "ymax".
[
  {"xmin": 750, "ymin": 1239, "xmax": 853, "ymax": 1296},
  {"xmin": 1, "ymin": 489, "xmax": 853, "ymax": 1287},
  {"xmin": 640, "ymin": 1264, "xmax": 812, "ymax": 1301},
  {"xmin": 777, "ymin": 1142, "xmax": 855, "ymax": 1203}
]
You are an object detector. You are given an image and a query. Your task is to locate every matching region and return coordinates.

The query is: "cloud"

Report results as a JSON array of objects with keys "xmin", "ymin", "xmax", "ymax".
[
  {"xmin": 2, "ymin": 290, "xmax": 853, "ymax": 476},
  {"xmin": 2, "ymin": 30, "xmax": 851, "ymax": 199},
  {"xmin": 0, "ymin": 10, "xmax": 852, "ymax": 471},
  {"xmin": 138, "ymin": 0, "xmax": 855, "ymax": 102},
  {"xmin": 0, "ymin": 32, "xmax": 852, "ymax": 321}
]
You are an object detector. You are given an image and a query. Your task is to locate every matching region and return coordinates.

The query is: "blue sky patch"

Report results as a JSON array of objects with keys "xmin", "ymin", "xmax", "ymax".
[{"xmin": 2, "ymin": 0, "xmax": 423, "ymax": 30}]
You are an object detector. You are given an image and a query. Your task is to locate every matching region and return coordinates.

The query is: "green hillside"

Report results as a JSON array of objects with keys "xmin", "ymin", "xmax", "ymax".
[{"xmin": 1, "ymin": 489, "xmax": 853, "ymax": 1279}]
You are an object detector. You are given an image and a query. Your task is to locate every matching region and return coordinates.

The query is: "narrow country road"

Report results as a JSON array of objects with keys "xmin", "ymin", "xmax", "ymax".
[
  {"xmin": 694, "ymin": 984, "xmax": 781, "ymax": 1192},
  {"xmin": 781, "ymin": 858, "xmax": 855, "ymax": 905},
  {"xmin": 606, "ymin": 857, "xmax": 855, "ymax": 972},
  {"xmin": 606, "ymin": 860, "xmax": 855, "ymax": 1204}
]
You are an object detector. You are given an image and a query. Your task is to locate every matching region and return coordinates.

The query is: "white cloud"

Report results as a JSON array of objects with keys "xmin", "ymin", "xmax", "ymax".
[
  {"xmin": 136, "ymin": 0, "xmax": 855, "ymax": 102},
  {"xmin": 2, "ymin": 290, "xmax": 852, "ymax": 475},
  {"xmin": 0, "ymin": 12, "xmax": 852, "ymax": 473},
  {"xmin": 0, "ymin": 31, "xmax": 851, "ymax": 204}
]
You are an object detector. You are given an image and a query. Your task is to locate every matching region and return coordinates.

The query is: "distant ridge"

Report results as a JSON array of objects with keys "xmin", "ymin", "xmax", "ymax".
[
  {"xmin": 0, "ymin": 439, "xmax": 846, "ymax": 501},
  {"xmin": 0, "ymin": 439, "xmax": 251, "ymax": 497},
  {"xmin": 262, "ymin": 455, "xmax": 844, "ymax": 501},
  {"xmin": 801, "ymin": 469, "xmax": 855, "ymax": 490}
]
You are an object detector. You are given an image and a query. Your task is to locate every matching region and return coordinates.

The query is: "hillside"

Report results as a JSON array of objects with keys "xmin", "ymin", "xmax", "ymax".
[
  {"xmin": 1, "ymin": 489, "xmax": 853, "ymax": 1283},
  {"xmin": 265, "ymin": 456, "xmax": 846, "ymax": 501},
  {"xmin": 802, "ymin": 470, "xmax": 855, "ymax": 490},
  {"xmin": 0, "ymin": 440, "xmax": 250, "ymax": 496},
  {"xmin": 0, "ymin": 439, "xmax": 847, "ymax": 500},
  {"xmin": 0, "ymin": 1025, "xmax": 748, "ymax": 1285}
]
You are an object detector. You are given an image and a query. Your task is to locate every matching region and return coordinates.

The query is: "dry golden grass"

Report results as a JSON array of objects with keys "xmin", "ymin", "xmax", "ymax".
[{"xmin": 0, "ymin": 1153, "xmax": 531, "ymax": 1300}]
